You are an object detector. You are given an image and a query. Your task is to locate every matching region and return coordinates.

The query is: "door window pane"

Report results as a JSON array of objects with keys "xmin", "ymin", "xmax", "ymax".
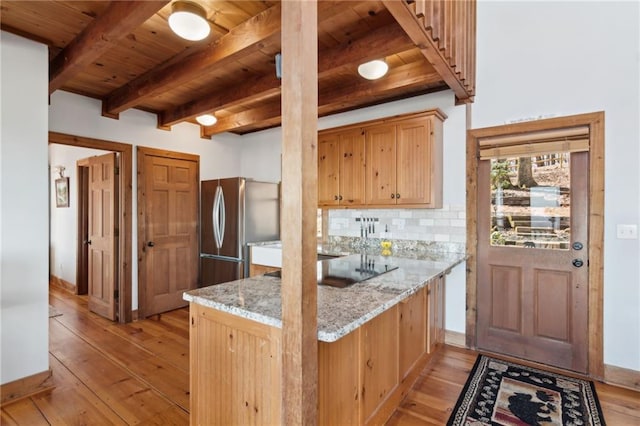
[{"xmin": 490, "ymin": 153, "xmax": 570, "ymax": 250}]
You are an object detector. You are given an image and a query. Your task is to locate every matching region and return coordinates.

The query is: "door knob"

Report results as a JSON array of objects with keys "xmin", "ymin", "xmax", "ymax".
[
  {"xmin": 572, "ymin": 259, "xmax": 584, "ymax": 268},
  {"xmin": 147, "ymin": 241, "xmax": 155, "ymax": 247},
  {"xmin": 85, "ymin": 239, "xmax": 91, "ymax": 245}
]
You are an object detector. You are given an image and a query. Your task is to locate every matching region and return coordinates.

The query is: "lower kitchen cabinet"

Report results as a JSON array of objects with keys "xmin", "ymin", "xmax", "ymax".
[
  {"xmin": 189, "ymin": 277, "xmax": 445, "ymax": 425},
  {"xmin": 399, "ymin": 287, "xmax": 427, "ymax": 380}
]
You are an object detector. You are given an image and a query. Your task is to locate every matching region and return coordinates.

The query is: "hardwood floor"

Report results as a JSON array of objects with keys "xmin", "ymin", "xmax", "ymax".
[
  {"xmin": 2, "ymin": 286, "xmax": 190, "ymax": 425},
  {"xmin": 2, "ymin": 286, "xmax": 638, "ymax": 425}
]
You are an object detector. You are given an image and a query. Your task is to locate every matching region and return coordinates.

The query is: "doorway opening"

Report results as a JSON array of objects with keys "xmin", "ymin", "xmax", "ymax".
[{"xmin": 49, "ymin": 132, "xmax": 133, "ymax": 323}]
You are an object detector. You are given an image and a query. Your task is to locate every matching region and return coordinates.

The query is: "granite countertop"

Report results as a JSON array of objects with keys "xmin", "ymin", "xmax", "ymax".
[{"xmin": 184, "ymin": 251, "xmax": 466, "ymax": 343}]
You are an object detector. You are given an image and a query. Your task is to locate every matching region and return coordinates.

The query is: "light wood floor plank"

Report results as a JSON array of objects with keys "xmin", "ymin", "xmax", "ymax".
[{"xmin": 1, "ymin": 398, "xmax": 49, "ymax": 426}]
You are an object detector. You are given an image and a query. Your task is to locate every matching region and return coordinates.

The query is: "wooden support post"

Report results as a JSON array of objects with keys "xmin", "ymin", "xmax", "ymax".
[{"xmin": 280, "ymin": 1, "xmax": 318, "ymax": 425}]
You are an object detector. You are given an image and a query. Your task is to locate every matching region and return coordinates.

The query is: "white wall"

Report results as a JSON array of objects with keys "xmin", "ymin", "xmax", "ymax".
[
  {"xmin": 49, "ymin": 145, "xmax": 109, "ymax": 285},
  {"xmin": 473, "ymin": 1, "xmax": 640, "ymax": 370},
  {"xmin": 0, "ymin": 32, "xmax": 49, "ymax": 384},
  {"xmin": 49, "ymin": 91, "xmax": 245, "ymax": 309}
]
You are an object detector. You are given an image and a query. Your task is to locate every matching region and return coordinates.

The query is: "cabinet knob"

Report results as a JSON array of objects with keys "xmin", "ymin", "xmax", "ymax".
[
  {"xmin": 338, "ymin": 195, "xmax": 343, "ymax": 201},
  {"xmin": 391, "ymin": 193, "xmax": 395, "ymax": 199},
  {"xmin": 396, "ymin": 193, "xmax": 400, "ymax": 199},
  {"xmin": 334, "ymin": 195, "xmax": 338, "ymax": 200}
]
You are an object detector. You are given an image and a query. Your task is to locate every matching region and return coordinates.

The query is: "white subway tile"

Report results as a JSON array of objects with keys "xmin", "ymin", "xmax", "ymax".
[{"xmin": 434, "ymin": 219, "xmax": 450, "ymax": 227}]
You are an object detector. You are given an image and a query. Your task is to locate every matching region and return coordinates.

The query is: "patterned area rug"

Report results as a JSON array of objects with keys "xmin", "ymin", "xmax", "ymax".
[{"xmin": 448, "ymin": 355, "xmax": 605, "ymax": 426}]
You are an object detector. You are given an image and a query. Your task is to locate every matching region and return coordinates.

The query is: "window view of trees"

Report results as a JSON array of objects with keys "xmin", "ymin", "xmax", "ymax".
[{"xmin": 490, "ymin": 153, "xmax": 571, "ymax": 250}]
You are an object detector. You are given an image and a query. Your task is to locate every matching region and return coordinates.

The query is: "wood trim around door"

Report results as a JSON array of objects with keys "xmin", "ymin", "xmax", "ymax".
[
  {"xmin": 49, "ymin": 131, "xmax": 133, "ymax": 323},
  {"xmin": 465, "ymin": 112, "xmax": 605, "ymax": 379}
]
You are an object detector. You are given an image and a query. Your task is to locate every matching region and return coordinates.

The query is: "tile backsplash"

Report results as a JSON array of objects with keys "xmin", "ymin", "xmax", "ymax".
[{"xmin": 327, "ymin": 205, "xmax": 466, "ymax": 247}]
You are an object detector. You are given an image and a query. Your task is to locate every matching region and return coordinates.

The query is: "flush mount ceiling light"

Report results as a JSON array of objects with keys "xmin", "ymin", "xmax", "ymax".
[
  {"xmin": 196, "ymin": 114, "xmax": 217, "ymax": 126},
  {"xmin": 357, "ymin": 59, "xmax": 389, "ymax": 80},
  {"xmin": 168, "ymin": 1, "xmax": 210, "ymax": 41}
]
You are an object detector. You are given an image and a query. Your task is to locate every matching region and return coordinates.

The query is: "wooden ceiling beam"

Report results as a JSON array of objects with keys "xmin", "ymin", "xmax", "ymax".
[
  {"xmin": 159, "ymin": 23, "xmax": 413, "ymax": 128},
  {"xmin": 102, "ymin": 3, "xmax": 282, "ymax": 117},
  {"xmin": 382, "ymin": 0, "xmax": 471, "ymax": 102},
  {"xmin": 203, "ymin": 61, "xmax": 441, "ymax": 136},
  {"xmin": 49, "ymin": 1, "xmax": 168, "ymax": 94}
]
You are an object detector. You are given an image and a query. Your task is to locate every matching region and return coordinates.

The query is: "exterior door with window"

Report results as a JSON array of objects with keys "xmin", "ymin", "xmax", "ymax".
[{"xmin": 477, "ymin": 134, "xmax": 590, "ymax": 373}]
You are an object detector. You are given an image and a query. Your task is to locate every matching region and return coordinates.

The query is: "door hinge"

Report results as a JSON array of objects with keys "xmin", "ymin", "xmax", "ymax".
[
  {"xmin": 114, "ymin": 166, "xmax": 120, "ymax": 175},
  {"xmin": 114, "ymin": 289, "xmax": 119, "ymax": 300},
  {"xmin": 114, "ymin": 229, "xmax": 119, "ymax": 238}
]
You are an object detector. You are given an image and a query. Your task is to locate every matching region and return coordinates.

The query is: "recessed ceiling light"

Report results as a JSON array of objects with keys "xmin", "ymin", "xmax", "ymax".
[
  {"xmin": 357, "ymin": 59, "xmax": 389, "ymax": 80},
  {"xmin": 196, "ymin": 114, "xmax": 217, "ymax": 126},
  {"xmin": 168, "ymin": 1, "xmax": 210, "ymax": 41}
]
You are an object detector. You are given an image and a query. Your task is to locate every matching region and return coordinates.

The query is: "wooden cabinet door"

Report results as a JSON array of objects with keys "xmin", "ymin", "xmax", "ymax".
[
  {"xmin": 361, "ymin": 306, "xmax": 399, "ymax": 423},
  {"xmin": 318, "ymin": 134, "xmax": 340, "ymax": 206},
  {"xmin": 366, "ymin": 124, "xmax": 396, "ymax": 205},
  {"xmin": 396, "ymin": 117, "xmax": 433, "ymax": 205},
  {"xmin": 398, "ymin": 288, "xmax": 426, "ymax": 380},
  {"xmin": 339, "ymin": 130, "xmax": 366, "ymax": 205}
]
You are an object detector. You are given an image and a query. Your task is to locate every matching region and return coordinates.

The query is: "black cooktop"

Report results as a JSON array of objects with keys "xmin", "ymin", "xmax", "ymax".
[{"xmin": 264, "ymin": 255, "xmax": 398, "ymax": 288}]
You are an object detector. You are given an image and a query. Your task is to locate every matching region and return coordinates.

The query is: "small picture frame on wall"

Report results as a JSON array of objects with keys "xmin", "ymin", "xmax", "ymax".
[{"xmin": 55, "ymin": 177, "xmax": 70, "ymax": 208}]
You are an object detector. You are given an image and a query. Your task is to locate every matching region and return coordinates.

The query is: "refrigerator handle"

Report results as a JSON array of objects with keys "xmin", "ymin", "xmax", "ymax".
[
  {"xmin": 213, "ymin": 185, "xmax": 223, "ymax": 249},
  {"xmin": 219, "ymin": 186, "xmax": 226, "ymax": 247}
]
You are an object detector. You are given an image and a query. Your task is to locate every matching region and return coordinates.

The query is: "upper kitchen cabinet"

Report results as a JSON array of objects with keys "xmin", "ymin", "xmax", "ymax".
[
  {"xmin": 318, "ymin": 109, "xmax": 445, "ymax": 209},
  {"xmin": 318, "ymin": 129, "xmax": 366, "ymax": 206},
  {"xmin": 367, "ymin": 111, "xmax": 445, "ymax": 207}
]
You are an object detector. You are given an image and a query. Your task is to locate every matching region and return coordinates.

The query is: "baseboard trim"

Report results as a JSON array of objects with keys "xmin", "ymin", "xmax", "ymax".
[
  {"xmin": 49, "ymin": 275, "xmax": 75, "ymax": 293},
  {"xmin": 132, "ymin": 309, "xmax": 139, "ymax": 321},
  {"xmin": 604, "ymin": 364, "xmax": 640, "ymax": 392},
  {"xmin": 1, "ymin": 369, "xmax": 55, "ymax": 407},
  {"xmin": 445, "ymin": 330, "xmax": 466, "ymax": 348}
]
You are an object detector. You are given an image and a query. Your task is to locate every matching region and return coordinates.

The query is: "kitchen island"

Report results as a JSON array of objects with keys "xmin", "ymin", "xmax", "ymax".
[{"xmin": 184, "ymin": 251, "xmax": 465, "ymax": 425}]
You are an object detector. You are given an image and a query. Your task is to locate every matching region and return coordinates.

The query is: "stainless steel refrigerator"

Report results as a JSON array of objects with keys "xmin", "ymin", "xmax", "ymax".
[{"xmin": 200, "ymin": 177, "xmax": 280, "ymax": 287}]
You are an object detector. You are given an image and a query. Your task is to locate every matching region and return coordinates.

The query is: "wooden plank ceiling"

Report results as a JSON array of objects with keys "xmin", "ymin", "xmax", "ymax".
[{"xmin": 0, "ymin": 0, "xmax": 472, "ymax": 136}]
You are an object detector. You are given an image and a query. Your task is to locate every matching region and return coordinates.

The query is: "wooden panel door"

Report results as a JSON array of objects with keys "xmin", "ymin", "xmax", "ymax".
[
  {"xmin": 365, "ymin": 124, "xmax": 396, "ymax": 205},
  {"xmin": 317, "ymin": 133, "xmax": 340, "ymax": 206},
  {"xmin": 396, "ymin": 117, "xmax": 433, "ymax": 205},
  {"xmin": 87, "ymin": 152, "xmax": 118, "ymax": 320},
  {"xmin": 139, "ymin": 149, "xmax": 199, "ymax": 317},
  {"xmin": 339, "ymin": 129, "xmax": 366, "ymax": 205},
  {"xmin": 477, "ymin": 152, "xmax": 589, "ymax": 373}
]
